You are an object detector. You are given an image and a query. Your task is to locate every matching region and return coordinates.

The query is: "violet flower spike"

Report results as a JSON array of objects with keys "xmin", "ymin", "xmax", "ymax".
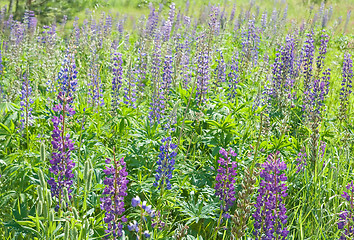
[
  {"xmin": 338, "ymin": 181, "xmax": 354, "ymax": 239},
  {"xmin": 214, "ymin": 147, "xmax": 237, "ymax": 218},
  {"xmin": 153, "ymin": 137, "xmax": 177, "ymax": 190},
  {"xmin": 100, "ymin": 156, "xmax": 129, "ymax": 238},
  {"xmin": 252, "ymin": 152, "xmax": 289, "ymax": 239}
]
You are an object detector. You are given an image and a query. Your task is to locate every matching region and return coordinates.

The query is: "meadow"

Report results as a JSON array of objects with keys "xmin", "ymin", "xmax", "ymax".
[{"xmin": 0, "ymin": 0, "xmax": 353, "ymax": 239}]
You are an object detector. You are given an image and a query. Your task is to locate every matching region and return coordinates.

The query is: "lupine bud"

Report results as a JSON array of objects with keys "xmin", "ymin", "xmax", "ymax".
[
  {"xmin": 37, "ymin": 201, "xmax": 43, "ymax": 216},
  {"xmin": 38, "ymin": 169, "xmax": 46, "ymax": 190},
  {"xmin": 43, "ymin": 202, "xmax": 48, "ymax": 218},
  {"xmin": 46, "ymin": 191, "xmax": 52, "ymax": 207},
  {"xmin": 37, "ymin": 186, "xmax": 44, "ymax": 202},
  {"xmin": 49, "ymin": 209, "xmax": 55, "ymax": 222},
  {"xmin": 72, "ymin": 207, "xmax": 79, "ymax": 220},
  {"xmin": 63, "ymin": 188, "xmax": 70, "ymax": 205},
  {"xmin": 86, "ymin": 170, "xmax": 93, "ymax": 191},
  {"xmin": 40, "ymin": 142, "xmax": 46, "ymax": 162},
  {"xmin": 64, "ymin": 221, "xmax": 70, "ymax": 240}
]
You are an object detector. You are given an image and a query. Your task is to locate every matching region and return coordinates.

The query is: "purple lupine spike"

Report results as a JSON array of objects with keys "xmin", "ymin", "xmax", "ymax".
[
  {"xmin": 135, "ymin": 48, "xmax": 147, "ymax": 90},
  {"xmin": 104, "ymin": 15, "xmax": 112, "ymax": 36},
  {"xmin": 162, "ymin": 19, "xmax": 172, "ymax": 42},
  {"xmin": 295, "ymin": 148, "xmax": 307, "ymax": 173},
  {"xmin": 153, "ymin": 137, "xmax": 177, "ymax": 190},
  {"xmin": 215, "ymin": 50, "xmax": 226, "ymax": 87},
  {"xmin": 48, "ymin": 92, "xmax": 75, "ymax": 210},
  {"xmin": 195, "ymin": 34, "xmax": 210, "ymax": 105},
  {"xmin": 123, "ymin": 63, "xmax": 137, "ymax": 108},
  {"xmin": 229, "ymin": 4, "xmax": 236, "ymax": 22},
  {"xmin": 241, "ymin": 18, "xmax": 260, "ymax": 66},
  {"xmin": 302, "ymin": 32, "xmax": 315, "ymax": 90},
  {"xmin": 162, "ymin": 54, "xmax": 173, "ymax": 96},
  {"xmin": 100, "ymin": 155, "xmax": 129, "ymax": 238},
  {"xmin": 149, "ymin": 39, "xmax": 165, "ymax": 124},
  {"xmin": 338, "ymin": 181, "xmax": 354, "ymax": 239},
  {"xmin": 88, "ymin": 52, "xmax": 104, "ymax": 108},
  {"xmin": 168, "ymin": 3, "xmax": 176, "ymax": 24},
  {"xmin": 39, "ymin": 25, "xmax": 57, "ymax": 45},
  {"xmin": 339, "ymin": 53, "xmax": 353, "ymax": 120},
  {"xmin": 228, "ymin": 53, "xmax": 240, "ymax": 100},
  {"xmin": 73, "ymin": 17, "xmax": 80, "ymax": 46},
  {"xmin": 208, "ymin": 6, "xmax": 220, "ymax": 36},
  {"xmin": 56, "ymin": 53, "xmax": 78, "ymax": 98},
  {"xmin": 316, "ymin": 30, "xmax": 329, "ymax": 72},
  {"xmin": 20, "ymin": 73, "xmax": 34, "ymax": 129},
  {"xmin": 23, "ymin": 10, "xmax": 37, "ymax": 30},
  {"xmin": 129, "ymin": 197, "xmax": 166, "ymax": 235},
  {"xmin": 215, "ymin": 148, "xmax": 237, "ymax": 218},
  {"xmin": 265, "ymin": 35, "xmax": 296, "ymax": 113},
  {"xmin": 253, "ymin": 152, "xmax": 289, "ymax": 239},
  {"xmin": 344, "ymin": 10, "xmax": 351, "ymax": 34},
  {"xmin": 261, "ymin": 10, "xmax": 267, "ymax": 30},
  {"xmin": 322, "ymin": 9, "xmax": 329, "ymax": 28},
  {"xmin": 112, "ymin": 52, "xmax": 123, "ymax": 111},
  {"xmin": 307, "ymin": 69, "xmax": 330, "ymax": 116}
]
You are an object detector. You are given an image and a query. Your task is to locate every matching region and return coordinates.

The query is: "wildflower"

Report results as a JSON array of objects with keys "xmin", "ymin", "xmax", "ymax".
[
  {"xmin": 215, "ymin": 148, "xmax": 237, "ymax": 218},
  {"xmin": 339, "ymin": 53, "xmax": 353, "ymax": 121},
  {"xmin": 338, "ymin": 181, "xmax": 354, "ymax": 239},
  {"xmin": 47, "ymin": 92, "xmax": 75, "ymax": 208},
  {"xmin": 100, "ymin": 156, "xmax": 129, "ymax": 238},
  {"xmin": 153, "ymin": 137, "xmax": 177, "ymax": 190},
  {"xmin": 111, "ymin": 52, "xmax": 123, "ymax": 111},
  {"xmin": 19, "ymin": 73, "xmax": 34, "ymax": 129},
  {"xmin": 253, "ymin": 152, "xmax": 289, "ymax": 239}
]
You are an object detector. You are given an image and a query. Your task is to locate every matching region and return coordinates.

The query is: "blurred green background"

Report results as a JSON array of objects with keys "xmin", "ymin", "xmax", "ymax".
[{"xmin": 0, "ymin": 0, "xmax": 353, "ymax": 28}]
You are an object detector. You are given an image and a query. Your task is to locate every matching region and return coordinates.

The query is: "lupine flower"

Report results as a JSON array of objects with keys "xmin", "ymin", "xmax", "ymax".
[
  {"xmin": 215, "ymin": 50, "xmax": 226, "ymax": 87},
  {"xmin": 261, "ymin": 10, "xmax": 267, "ymax": 30},
  {"xmin": 215, "ymin": 148, "xmax": 237, "ymax": 218},
  {"xmin": 23, "ymin": 10, "xmax": 37, "ymax": 31},
  {"xmin": 344, "ymin": 10, "xmax": 351, "ymax": 34},
  {"xmin": 306, "ymin": 69, "xmax": 330, "ymax": 164},
  {"xmin": 301, "ymin": 32, "xmax": 315, "ymax": 89},
  {"xmin": 100, "ymin": 156, "xmax": 129, "ymax": 238},
  {"xmin": 39, "ymin": 24, "xmax": 57, "ymax": 45},
  {"xmin": 241, "ymin": 18, "xmax": 260, "ymax": 66},
  {"xmin": 161, "ymin": 54, "xmax": 173, "ymax": 97},
  {"xmin": 111, "ymin": 52, "xmax": 123, "ymax": 111},
  {"xmin": 135, "ymin": 48, "xmax": 148, "ymax": 90},
  {"xmin": 153, "ymin": 137, "xmax": 177, "ymax": 190},
  {"xmin": 20, "ymin": 73, "xmax": 34, "ymax": 129},
  {"xmin": 338, "ymin": 181, "xmax": 354, "ymax": 239},
  {"xmin": 149, "ymin": 39, "xmax": 165, "ymax": 124},
  {"xmin": 208, "ymin": 6, "xmax": 219, "ymax": 36},
  {"xmin": 316, "ymin": 31, "xmax": 329, "ymax": 72},
  {"xmin": 229, "ymin": 4, "xmax": 236, "ymax": 23},
  {"xmin": 295, "ymin": 148, "xmax": 307, "ymax": 173},
  {"xmin": 123, "ymin": 64, "xmax": 137, "ymax": 108},
  {"xmin": 265, "ymin": 35, "xmax": 296, "ymax": 117},
  {"xmin": 88, "ymin": 52, "xmax": 105, "ymax": 108},
  {"xmin": 195, "ymin": 34, "xmax": 210, "ymax": 105},
  {"xmin": 56, "ymin": 53, "xmax": 78, "ymax": 97},
  {"xmin": 253, "ymin": 152, "xmax": 289, "ymax": 239},
  {"xmin": 129, "ymin": 196, "xmax": 166, "ymax": 238},
  {"xmin": 48, "ymin": 92, "xmax": 75, "ymax": 210},
  {"xmin": 339, "ymin": 53, "xmax": 353, "ymax": 121}
]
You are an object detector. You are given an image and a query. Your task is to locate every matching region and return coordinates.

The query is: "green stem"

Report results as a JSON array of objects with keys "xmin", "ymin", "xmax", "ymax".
[{"xmin": 213, "ymin": 209, "xmax": 224, "ymax": 240}]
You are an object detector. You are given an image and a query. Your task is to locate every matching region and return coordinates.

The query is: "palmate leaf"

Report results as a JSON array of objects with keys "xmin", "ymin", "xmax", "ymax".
[
  {"xmin": 3, "ymin": 219, "xmax": 40, "ymax": 238},
  {"xmin": 177, "ymin": 197, "xmax": 218, "ymax": 225}
]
